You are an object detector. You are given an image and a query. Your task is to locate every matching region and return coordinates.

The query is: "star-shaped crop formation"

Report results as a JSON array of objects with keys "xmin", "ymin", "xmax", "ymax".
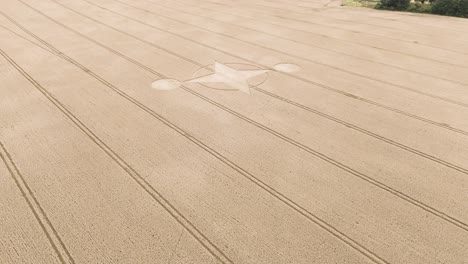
[
  {"xmin": 187, "ymin": 62, "xmax": 269, "ymax": 94},
  {"xmin": 150, "ymin": 61, "xmax": 301, "ymax": 94}
]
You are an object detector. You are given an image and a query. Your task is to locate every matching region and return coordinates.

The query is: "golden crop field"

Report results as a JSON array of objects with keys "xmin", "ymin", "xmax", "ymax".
[{"xmin": 1, "ymin": 0, "xmax": 468, "ymax": 263}]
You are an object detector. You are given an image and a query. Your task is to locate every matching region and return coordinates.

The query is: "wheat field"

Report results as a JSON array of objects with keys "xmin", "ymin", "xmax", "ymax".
[{"xmin": 1, "ymin": 0, "xmax": 468, "ymax": 263}]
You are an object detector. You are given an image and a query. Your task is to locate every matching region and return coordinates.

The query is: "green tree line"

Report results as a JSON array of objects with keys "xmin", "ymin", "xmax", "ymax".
[{"xmin": 377, "ymin": 0, "xmax": 468, "ymax": 17}]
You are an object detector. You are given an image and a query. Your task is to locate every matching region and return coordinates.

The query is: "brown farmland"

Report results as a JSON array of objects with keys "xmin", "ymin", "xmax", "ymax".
[{"xmin": 1, "ymin": 0, "xmax": 468, "ymax": 263}]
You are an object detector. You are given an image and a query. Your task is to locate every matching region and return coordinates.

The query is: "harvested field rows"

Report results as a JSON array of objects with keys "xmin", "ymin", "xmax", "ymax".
[{"xmin": 1, "ymin": 0, "xmax": 467, "ymax": 263}]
